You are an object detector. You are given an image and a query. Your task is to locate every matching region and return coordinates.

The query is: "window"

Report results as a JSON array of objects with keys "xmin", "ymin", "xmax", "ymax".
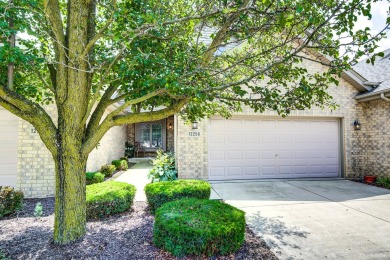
[{"xmin": 139, "ymin": 123, "xmax": 162, "ymax": 148}]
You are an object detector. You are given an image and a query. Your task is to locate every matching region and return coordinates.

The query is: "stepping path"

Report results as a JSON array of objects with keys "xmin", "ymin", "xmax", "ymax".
[{"xmin": 115, "ymin": 162, "xmax": 152, "ymax": 201}]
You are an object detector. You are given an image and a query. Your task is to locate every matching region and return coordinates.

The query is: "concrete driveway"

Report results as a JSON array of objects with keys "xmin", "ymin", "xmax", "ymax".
[{"xmin": 211, "ymin": 179, "xmax": 390, "ymax": 260}]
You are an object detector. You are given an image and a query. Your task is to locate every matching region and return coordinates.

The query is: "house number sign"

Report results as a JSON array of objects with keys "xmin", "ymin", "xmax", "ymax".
[{"xmin": 188, "ymin": 131, "xmax": 201, "ymax": 137}]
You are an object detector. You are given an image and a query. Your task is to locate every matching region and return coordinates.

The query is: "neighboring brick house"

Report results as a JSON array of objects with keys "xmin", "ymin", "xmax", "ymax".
[
  {"xmin": 0, "ymin": 105, "xmax": 128, "ymax": 198},
  {"xmin": 1, "ymin": 49, "xmax": 389, "ymax": 198}
]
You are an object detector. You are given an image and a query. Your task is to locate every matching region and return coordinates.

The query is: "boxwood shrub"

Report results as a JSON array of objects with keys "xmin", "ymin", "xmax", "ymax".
[
  {"xmin": 86, "ymin": 181, "xmax": 136, "ymax": 220},
  {"xmin": 144, "ymin": 179, "xmax": 210, "ymax": 213},
  {"xmin": 0, "ymin": 186, "xmax": 24, "ymax": 218},
  {"xmin": 112, "ymin": 159, "xmax": 128, "ymax": 171},
  {"xmin": 154, "ymin": 198, "xmax": 245, "ymax": 257},
  {"xmin": 86, "ymin": 172, "xmax": 105, "ymax": 185},
  {"xmin": 100, "ymin": 164, "xmax": 116, "ymax": 177}
]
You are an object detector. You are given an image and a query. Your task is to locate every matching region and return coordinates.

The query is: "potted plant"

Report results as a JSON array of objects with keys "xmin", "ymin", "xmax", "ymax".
[
  {"xmin": 125, "ymin": 141, "xmax": 135, "ymax": 158},
  {"xmin": 364, "ymin": 175, "xmax": 377, "ymax": 183}
]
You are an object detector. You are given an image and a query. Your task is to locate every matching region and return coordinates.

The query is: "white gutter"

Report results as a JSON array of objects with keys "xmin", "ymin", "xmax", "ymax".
[
  {"xmin": 381, "ymin": 93, "xmax": 390, "ymax": 102},
  {"xmin": 355, "ymin": 89, "xmax": 390, "ymax": 102}
]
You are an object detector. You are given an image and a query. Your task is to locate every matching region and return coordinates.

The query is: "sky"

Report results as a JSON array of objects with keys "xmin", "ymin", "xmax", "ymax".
[{"xmin": 355, "ymin": 0, "xmax": 390, "ymax": 53}]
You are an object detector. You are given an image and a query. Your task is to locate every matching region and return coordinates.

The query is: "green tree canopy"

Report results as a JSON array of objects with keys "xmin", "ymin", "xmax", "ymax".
[{"xmin": 0, "ymin": 0, "xmax": 388, "ymax": 244}]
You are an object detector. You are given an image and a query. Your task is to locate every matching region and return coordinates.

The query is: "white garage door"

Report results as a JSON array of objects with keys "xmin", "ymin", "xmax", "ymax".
[
  {"xmin": 0, "ymin": 109, "xmax": 19, "ymax": 187},
  {"xmin": 209, "ymin": 118, "xmax": 340, "ymax": 180}
]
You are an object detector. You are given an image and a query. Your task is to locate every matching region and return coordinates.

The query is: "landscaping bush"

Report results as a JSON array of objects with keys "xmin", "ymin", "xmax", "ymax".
[
  {"xmin": 378, "ymin": 177, "xmax": 390, "ymax": 189},
  {"xmin": 154, "ymin": 198, "xmax": 245, "ymax": 257},
  {"xmin": 145, "ymin": 180, "xmax": 211, "ymax": 213},
  {"xmin": 0, "ymin": 249, "xmax": 10, "ymax": 260},
  {"xmin": 148, "ymin": 150, "xmax": 177, "ymax": 182},
  {"xmin": 86, "ymin": 181, "xmax": 136, "ymax": 220},
  {"xmin": 86, "ymin": 172, "xmax": 105, "ymax": 185},
  {"xmin": 112, "ymin": 159, "xmax": 128, "ymax": 171},
  {"xmin": 100, "ymin": 164, "xmax": 116, "ymax": 177},
  {"xmin": 125, "ymin": 141, "xmax": 135, "ymax": 158},
  {"xmin": 0, "ymin": 186, "xmax": 24, "ymax": 218}
]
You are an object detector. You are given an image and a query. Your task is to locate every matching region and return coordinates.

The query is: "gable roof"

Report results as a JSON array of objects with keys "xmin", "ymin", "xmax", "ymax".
[{"xmin": 353, "ymin": 48, "xmax": 390, "ymax": 101}]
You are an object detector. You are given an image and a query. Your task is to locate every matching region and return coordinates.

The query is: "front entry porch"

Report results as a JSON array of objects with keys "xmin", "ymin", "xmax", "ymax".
[{"xmin": 126, "ymin": 115, "xmax": 174, "ymax": 158}]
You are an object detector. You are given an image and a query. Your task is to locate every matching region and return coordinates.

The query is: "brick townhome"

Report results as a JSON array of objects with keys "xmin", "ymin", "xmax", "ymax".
[{"xmin": 0, "ymin": 49, "xmax": 389, "ymax": 198}]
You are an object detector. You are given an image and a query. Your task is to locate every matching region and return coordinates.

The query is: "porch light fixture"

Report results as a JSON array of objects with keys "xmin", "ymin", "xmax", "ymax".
[
  {"xmin": 192, "ymin": 121, "xmax": 198, "ymax": 129},
  {"xmin": 168, "ymin": 123, "xmax": 173, "ymax": 130},
  {"xmin": 353, "ymin": 119, "xmax": 361, "ymax": 130}
]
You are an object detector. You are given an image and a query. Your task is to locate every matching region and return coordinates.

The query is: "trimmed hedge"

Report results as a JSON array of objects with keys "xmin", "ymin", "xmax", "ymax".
[
  {"xmin": 378, "ymin": 177, "xmax": 390, "ymax": 189},
  {"xmin": 144, "ymin": 180, "xmax": 210, "ymax": 213},
  {"xmin": 86, "ymin": 181, "xmax": 136, "ymax": 220},
  {"xmin": 86, "ymin": 172, "xmax": 105, "ymax": 185},
  {"xmin": 0, "ymin": 186, "xmax": 24, "ymax": 218},
  {"xmin": 112, "ymin": 159, "xmax": 128, "ymax": 171},
  {"xmin": 154, "ymin": 198, "xmax": 246, "ymax": 257},
  {"xmin": 100, "ymin": 164, "xmax": 116, "ymax": 177}
]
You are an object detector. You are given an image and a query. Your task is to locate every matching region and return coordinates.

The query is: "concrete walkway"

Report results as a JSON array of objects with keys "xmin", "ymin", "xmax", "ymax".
[
  {"xmin": 115, "ymin": 162, "xmax": 152, "ymax": 201},
  {"xmin": 212, "ymin": 179, "xmax": 390, "ymax": 259}
]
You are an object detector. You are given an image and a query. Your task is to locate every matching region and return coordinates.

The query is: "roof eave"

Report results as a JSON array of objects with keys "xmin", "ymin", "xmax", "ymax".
[
  {"xmin": 304, "ymin": 49, "xmax": 370, "ymax": 92},
  {"xmin": 341, "ymin": 70, "xmax": 372, "ymax": 92},
  {"xmin": 355, "ymin": 89, "xmax": 390, "ymax": 102}
]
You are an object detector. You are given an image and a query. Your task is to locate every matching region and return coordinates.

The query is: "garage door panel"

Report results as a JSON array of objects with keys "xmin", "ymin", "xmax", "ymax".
[
  {"xmin": 261, "ymin": 120, "xmax": 277, "ymax": 130},
  {"xmin": 209, "ymin": 118, "xmax": 340, "ymax": 180},
  {"xmin": 262, "ymin": 166, "xmax": 277, "ymax": 176},
  {"xmin": 294, "ymin": 166, "xmax": 309, "ymax": 175},
  {"xmin": 209, "ymin": 151, "xmax": 225, "ymax": 160},
  {"xmin": 209, "ymin": 167, "xmax": 225, "ymax": 177},
  {"xmin": 262, "ymin": 151, "xmax": 276, "ymax": 159},
  {"xmin": 228, "ymin": 151, "xmax": 242, "ymax": 160},
  {"xmin": 245, "ymin": 151, "xmax": 259, "ymax": 159},
  {"xmin": 0, "ymin": 152, "xmax": 18, "ymax": 164},
  {"xmin": 226, "ymin": 119, "xmax": 242, "ymax": 129},
  {"xmin": 278, "ymin": 150, "xmax": 293, "ymax": 159},
  {"xmin": 309, "ymin": 150, "xmax": 324, "ymax": 158},
  {"xmin": 245, "ymin": 167, "xmax": 260, "ymax": 176},
  {"xmin": 227, "ymin": 167, "xmax": 242, "ymax": 176},
  {"xmin": 244, "ymin": 135, "xmax": 259, "ymax": 144},
  {"xmin": 0, "ymin": 132, "xmax": 18, "ymax": 141},
  {"xmin": 279, "ymin": 165, "xmax": 293, "ymax": 174},
  {"xmin": 0, "ymin": 109, "xmax": 19, "ymax": 187},
  {"xmin": 295, "ymin": 150, "xmax": 308, "ymax": 158},
  {"xmin": 209, "ymin": 134, "xmax": 224, "ymax": 144},
  {"xmin": 0, "ymin": 142, "xmax": 18, "ymax": 151},
  {"xmin": 325, "ymin": 165, "xmax": 339, "ymax": 172},
  {"xmin": 263, "ymin": 135, "xmax": 276, "ymax": 143},
  {"xmin": 244, "ymin": 120, "xmax": 259, "ymax": 128},
  {"xmin": 0, "ymin": 175, "xmax": 17, "ymax": 187},
  {"xmin": 227, "ymin": 134, "xmax": 242, "ymax": 143}
]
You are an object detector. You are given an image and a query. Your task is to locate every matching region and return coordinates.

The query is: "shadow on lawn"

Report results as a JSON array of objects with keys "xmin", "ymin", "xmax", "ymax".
[{"xmin": 247, "ymin": 211, "xmax": 309, "ymax": 252}]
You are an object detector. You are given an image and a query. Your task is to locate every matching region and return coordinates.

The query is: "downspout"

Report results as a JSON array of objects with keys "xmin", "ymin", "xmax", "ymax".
[{"xmin": 381, "ymin": 93, "xmax": 390, "ymax": 102}]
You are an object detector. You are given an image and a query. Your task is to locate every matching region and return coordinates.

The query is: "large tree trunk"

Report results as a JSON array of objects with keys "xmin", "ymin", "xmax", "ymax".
[
  {"xmin": 53, "ymin": 138, "xmax": 87, "ymax": 244},
  {"xmin": 51, "ymin": 0, "xmax": 92, "ymax": 244}
]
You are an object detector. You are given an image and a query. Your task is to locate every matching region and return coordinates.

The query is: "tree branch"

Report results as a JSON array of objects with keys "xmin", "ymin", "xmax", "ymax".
[
  {"xmin": 34, "ymin": 68, "xmax": 55, "ymax": 93},
  {"xmin": 82, "ymin": 0, "xmax": 117, "ymax": 57},
  {"xmin": 201, "ymin": 0, "xmax": 252, "ymax": 65},
  {"xmin": 0, "ymin": 86, "xmax": 58, "ymax": 155},
  {"xmin": 82, "ymin": 98, "xmax": 188, "ymax": 155},
  {"xmin": 43, "ymin": 0, "xmax": 65, "ymax": 55},
  {"xmin": 85, "ymin": 88, "xmax": 173, "ymax": 140}
]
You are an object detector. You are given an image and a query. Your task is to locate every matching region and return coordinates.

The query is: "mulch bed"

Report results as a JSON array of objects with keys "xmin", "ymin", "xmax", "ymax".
[
  {"xmin": 0, "ymin": 198, "xmax": 278, "ymax": 260},
  {"xmin": 350, "ymin": 179, "xmax": 390, "ymax": 190}
]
